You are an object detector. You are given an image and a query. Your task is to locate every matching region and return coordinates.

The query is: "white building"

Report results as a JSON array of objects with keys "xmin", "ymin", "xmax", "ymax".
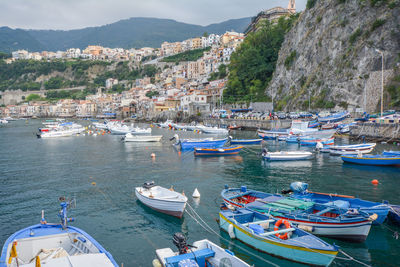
[{"xmin": 105, "ymin": 78, "xmax": 119, "ymax": 89}]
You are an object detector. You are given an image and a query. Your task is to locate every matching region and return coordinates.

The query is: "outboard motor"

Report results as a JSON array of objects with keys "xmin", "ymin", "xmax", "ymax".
[
  {"xmin": 143, "ymin": 181, "xmax": 155, "ymax": 189},
  {"xmin": 173, "ymin": 232, "xmax": 188, "ymax": 255},
  {"xmin": 290, "ymin": 182, "xmax": 308, "ymax": 194}
]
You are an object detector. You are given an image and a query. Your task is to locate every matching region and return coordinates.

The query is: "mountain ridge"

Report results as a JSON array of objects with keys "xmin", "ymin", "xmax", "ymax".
[{"xmin": 0, "ymin": 17, "xmax": 251, "ymax": 52}]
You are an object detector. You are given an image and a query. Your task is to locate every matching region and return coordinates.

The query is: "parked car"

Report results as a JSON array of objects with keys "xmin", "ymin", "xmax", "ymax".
[
  {"xmin": 276, "ymin": 112, "xmax": 287, "ymax": 119},
  {"xmin": 289, "ymin": 112, "xmax": 299, "ymax": 119}
]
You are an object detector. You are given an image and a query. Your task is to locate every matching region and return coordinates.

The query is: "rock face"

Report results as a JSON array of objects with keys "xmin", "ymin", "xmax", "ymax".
[{"xmin": 266, "ymin": 0, "xmax": 400, "ymax": 112}]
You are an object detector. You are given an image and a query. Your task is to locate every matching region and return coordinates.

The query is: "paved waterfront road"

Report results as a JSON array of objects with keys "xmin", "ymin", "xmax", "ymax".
[{"xmin": 1, "ymin": 120, "xmax": 400, "ymax": 266}]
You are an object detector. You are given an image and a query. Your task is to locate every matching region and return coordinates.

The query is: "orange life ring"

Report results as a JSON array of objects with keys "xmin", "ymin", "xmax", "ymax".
[{"xmin": 274, "ymin": 219, "xmax": 291, "ymax": 240}]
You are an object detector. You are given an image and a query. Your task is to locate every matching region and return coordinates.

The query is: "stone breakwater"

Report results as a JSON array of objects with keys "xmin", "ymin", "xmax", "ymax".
[
  {"xmin": 203, "ymin": 118, "xmax": 292, "ymax": 130},
  {"xmin": 350, "ymin": 123, "xmax": 400, "ymax": 143}
]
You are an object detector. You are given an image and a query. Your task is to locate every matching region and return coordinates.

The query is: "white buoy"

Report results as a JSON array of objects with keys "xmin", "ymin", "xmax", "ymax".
[
  {"xmin": 228, "ymin": 223, "xmax": 236, "ymax": 239},
  {"xmin": 192, "ymin": 188, "xmax": 200, "ymax": 198}
]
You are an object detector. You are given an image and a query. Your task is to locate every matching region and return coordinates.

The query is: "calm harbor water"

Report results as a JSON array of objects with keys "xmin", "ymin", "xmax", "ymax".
[{"xmin": 1, "ymin": 120, "xmax": 400, "ymax": 266}]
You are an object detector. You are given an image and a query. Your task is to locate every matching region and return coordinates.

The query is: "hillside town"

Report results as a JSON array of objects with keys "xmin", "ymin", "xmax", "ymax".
[{"xmin": 1, "ymin": 31, "xmax": 245, "ymax": 119}]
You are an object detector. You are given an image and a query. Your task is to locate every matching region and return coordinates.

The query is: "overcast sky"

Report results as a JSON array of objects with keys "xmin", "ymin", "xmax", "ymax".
[{"xmin": 0, "ymin": 0, "xmax": 306, "ymax": 30}]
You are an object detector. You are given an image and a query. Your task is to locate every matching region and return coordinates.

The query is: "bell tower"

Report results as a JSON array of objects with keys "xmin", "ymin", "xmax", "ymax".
[{"xmin": 287, "ymin": 0, "xmax": 296, "ymax": 13}]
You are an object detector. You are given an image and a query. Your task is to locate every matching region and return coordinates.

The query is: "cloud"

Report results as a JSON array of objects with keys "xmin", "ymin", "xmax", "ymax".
[{"xmin": 0, "ymin": 0, "xmax": 307, "ymax": 30}]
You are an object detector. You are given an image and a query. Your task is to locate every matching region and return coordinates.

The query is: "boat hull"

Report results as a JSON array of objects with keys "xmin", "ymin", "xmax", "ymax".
[
  {"xmin": 124, "ymin": 135, "xmax": 162, "ymax": 142},
  {"xmin": 230, "ymin": 139, "xmax": 262, "ymax": 145},
  {"xmin": 263, "ymin": 152, "xmax": 313, "ymax": 161},
  {"xmin": 194, "ymin": 146, "xmax": 243, "ymax": 156},
  {"xmin": 179, "ymin": 138, "xmax": 228, "ymax": 150},
  {"xmin": 341, "ymin": 155, "xmax": 400, "ymax": 166},
  {"xmin": 135, "ymin": 188, "xmax": 186, "ymax": 218},
  {"xmin": 219, "ymin": 213, "xmax": 337, "ymax": 266}
]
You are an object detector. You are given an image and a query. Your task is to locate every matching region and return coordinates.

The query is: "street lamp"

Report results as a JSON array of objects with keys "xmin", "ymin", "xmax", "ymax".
[{"xmin": 375, "ymin": 49, "xmax": 384, "ymax": 117}]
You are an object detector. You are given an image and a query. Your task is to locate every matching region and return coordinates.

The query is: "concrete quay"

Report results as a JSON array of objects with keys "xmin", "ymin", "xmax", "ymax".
[
  {"xmin": 350, "ymin": 123, "xmax": 400, "ymax": 142},
  {"xmin": 203, "ymin": 118, "xmax": 292, "ymax": 130}
]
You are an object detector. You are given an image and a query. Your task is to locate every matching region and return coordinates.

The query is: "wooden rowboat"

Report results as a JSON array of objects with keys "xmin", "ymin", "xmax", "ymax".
[{"xmin": 194, "ymin": 146, "xmax": 243, "ymax": 156}]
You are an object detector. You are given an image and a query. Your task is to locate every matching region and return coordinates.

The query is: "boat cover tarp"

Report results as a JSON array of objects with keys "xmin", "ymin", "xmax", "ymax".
[{"xmin": 290, "ymin": 182, "xmax": 308, "ymax": 194}]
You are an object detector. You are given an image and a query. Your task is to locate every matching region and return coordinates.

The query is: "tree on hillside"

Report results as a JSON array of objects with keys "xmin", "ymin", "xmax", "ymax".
[
  {"xmin": 26, "ymin": 94, "xmax": 42, "ymax": 101},
  {"xmin": 224, "ymin": 15, "xmax": 299, "ymax": 103}
]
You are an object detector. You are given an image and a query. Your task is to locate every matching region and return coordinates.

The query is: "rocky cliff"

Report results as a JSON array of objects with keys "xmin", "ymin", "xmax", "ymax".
[{"xmin": 267, "ymin": 0, "xmax": 400, "ymax": 112}]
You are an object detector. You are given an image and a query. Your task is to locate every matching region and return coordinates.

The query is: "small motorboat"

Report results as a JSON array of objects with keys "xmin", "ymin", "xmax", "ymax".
[
  {"xmin": 171, "ymin": 134, "xmax": 229, "ymax": 151},
  {"xmin": 194, "ymin": 146, "xmax": 243, "ymax": 156},
  {"xmin": 285, "ymin": 135, "xmax": 300, "ymax": 143},
  {"xmin": 158, "ymin": 120, "xmax": 173, "ymax": 128},
  {"xmin": 262, "ymin": 151, "xmax": 313, "ymax": 161},
  {"xmin": 221, "ymin": 186, "xmax": 376, "ymax": 242},
  {"xmin": 300, "ymin": 137, "xmax": 334, "ymax": 146},
  {"xmin": 219, "ymin": 209, "xmax": 338, "ymax": 266},
  {"xmin": 123, "ymin": 133, "xmax": 162, "ymax": 142},
  {"xmin": 130, "ymin": 127, "xmax": 152, "ymax": 135},
  {"xmin": 196, "ymin": 125, "xmax": 229, "ymax": 135},
  {"xmin": 230, "ymin": 138, "xmax": 262, "ymax": 145},
  {"xmin": 285, "ymin": 182, "xmax": 390, "ymax": 224},
  {"xmin": 135, "ymin": 182, "xmax": 187, "ymax": 218},
  {"xmin": 228, "ymin": 125, "xmax": 243, "ymax": 130},
  {"xmin": 153, "ymin": 233, "xmax": 250, "ymax": 267},
  {"xmin": 329, "ymin": 143, "xmax": 376, "ymax": 155},
  {"xmin": 0, "ymin": 198, "xmax": 118, "ymax": 267},
  {"xmin": 341, "ymin": 153, "xmax": 400, "ymax": 166},
  {"xmin": 257, "ymin": 129, "xmax": 286, "ymax": 140},
  {"xmin": 383, "ymin": 151, "xmax": 400, "ymax": 156}
]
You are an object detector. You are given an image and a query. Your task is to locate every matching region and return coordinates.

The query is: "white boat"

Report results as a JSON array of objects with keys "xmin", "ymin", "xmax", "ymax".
[
  {"xmin": 196, "ymin": 125, "xmax": 229, "ymax": 135},
  {"xmin": 0, "ymin": 199, "xmax": 118, "ymax": 267},
  {"xmin": 109, "ymin": 124, "xmax": 133, "ymax": 135},
  {"xmin": 262, "ymin": 151, "xmax": 313, "ymax": 161},
  {"xmin": 159, "ymin": 120, "xmax": 173, "ymax": 128},
  {"xmin": 329, "ymin": 143, "xmax": 376, "ymax": 155},
  {"xmin": 124, "ymin": 133, "xmax": 162, "ymax": 142},
  {"xmin": 154, "ymin": 234, "xmax": 250, "ymax": 267},
  {"xmin": 131, "ymin": 127, "xmax": 152, "ymax": 135},
  {"xmin": 135, "ymin": 182, "xmax": 187, "ymax": 218},
  {"xmin": 37, "ymin": 129, "xmax": 75, "ymax": 138},
  {"xmin": 0, "ymin": 119, "xmax": 8, "ymax": 124},
  {"xmin": 93, "ymin": 121, "xmax": 108, "ymax": 130}
]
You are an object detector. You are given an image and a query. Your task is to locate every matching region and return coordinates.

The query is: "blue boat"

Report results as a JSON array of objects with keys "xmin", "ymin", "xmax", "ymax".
[
  {"xmin": 0, "ymin": 198, "xmax": 118, "ymax": 267},
  {"xmin": 318, "ymin": 111, "xmax": 350, "ymax": 123},
  {"xmin": 219, "ymin": 209, "xmax": 338, "ymax": 266},
  {"xmin": 257, "ymin": 130, "xmax": 283, "ymax": 140},
  {"xmin": 230, "ymin": 138, "xmax": 262, "ymax": 145},
  {"xmin": 222, "ymin": 186, "xmax": 376, "ymax": 242},
  {"xmin": 287, "ymin": 182, "xmax": 390, "ymax": 225},
  {"xmin": 194, "ymin": 146, "xmax": 243, "ymax": 156},
  {"xmin": 308, "ymin": 121, "xmax": 320, "ymax": 128},
  {"xmin": 341, "ymin": 154, "xmax": 400, "ymax": 166},
  {"xmin": 388, "ymin": 205, "xmax": 400, "ymax": 225},
  {"xmin": 154, "ymin": 233, "xmax": 250, "ymax": 267},
  {"xmin": 171, "ymin": 134, "xmax": 228, "ymax": 150},
  {"xmin": 300, "ymin": 137, "xmax": 334, "ymax": 146},
  {"xmin": 383, "ymin": 150, "xmax": 400, "ymax": 156}
]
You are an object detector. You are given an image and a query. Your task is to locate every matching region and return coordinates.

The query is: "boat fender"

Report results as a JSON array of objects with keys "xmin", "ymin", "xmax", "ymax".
[
  {"xmin": 228, "ymin": 223, "xmax": 236, "ymax": 239},
  {"xmin": 368, "ymin": 213, "xmax": 378, "ymax": 222},
  {"xmin": 274, "ymin": 219, "xmax": 291, "ymax": 240},
  {"xmin": 152, "ymin": 259, "xmax": 162, "ymax": 267}
]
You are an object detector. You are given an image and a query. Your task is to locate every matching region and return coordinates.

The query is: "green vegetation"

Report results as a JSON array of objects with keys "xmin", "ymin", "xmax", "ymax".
[
  {"xmin": 316, "ymin": 16, "xmax": 322, "ymax": 23},
  {"xmin": 0, "ymin": 52, "xmax": 11, "ymax": 59},
  {"xmin": 161, "ymin": 47, "xmax": 211, "ymax": 63},
  {"xmin": 349, "ymin": 28, "xmax": 363, "ymax": 44},
  {"xmin": 386, "ymin": 73, "xmax": 400, "ymax": 107},
  {"xmin": 145, "ymin": 91, "xmax": 160, "ymax": 98},
  {"xmin": 371, "ymin": 19, "xmax": 386, "ymax": 32},
  {"xmin": 284, "ymin": 51, "xmax": 297, "ymax": 69},
  {"xmin": 209, "ymin": 64, "xmax": 227, "ymax": 81},
  {"xmin": 306, "ymin": 0, "xmax": 317, "ymax": 9},
  {"xmin": 224, "ymin": 15, "xmax": 299, "ymax": 103},
  {"xmin": 25, "ymin": 94, "xmax": 42, "ymax": 101},
  {"xmin": 370, "ymin": 0, "xmax": 388, "ymax": 7},
  {"xmin": 45, "ymin": 89, "xmax": 96, "ymax": 101}
]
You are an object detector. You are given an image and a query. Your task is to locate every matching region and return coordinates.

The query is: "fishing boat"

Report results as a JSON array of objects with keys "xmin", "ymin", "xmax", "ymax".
[
  {"xmin": 123, "ymin": 133, "xmax": 162, "ymax": 142},
  {"xmin": 221, "ymin": 187, "xmax": 376, "ymax": 242},
  {"xmin": 300, "ymin": 137, "xmax": 334, "ymax": 146},
  {"xmin": 194, "ymin": 146, "xmax": 243, "ymax": 156},
  {"xmin": 341, "ymin": 154, "xmax": 400, "ymax": 166},
  {"xmin": 286, "ymin": 182, "xmax": 390, "ymax": 224},
  {"xmin": 135, "ymin": 182, "xmax": 187, "ymax": 218},
  {"xmin": 0, "ymin": 119, "xmax": 8, "ymax": 124},
  {"xmin": 230, "ymin": 138, "xmax": 262, "ymax": 145},
  {"xmin": 93, "ymin": 121, "xmax": 108, "ymax": 130},
  {"xmin": 257, "ymin": 129, "xmax": 286, "ymax": 140},
  {"xmin": 388, "ymin": 205, "xmax": 400, "ymax": 225},
  {"xmin": 383, "ymin": 151, "xmax": 400, "ymax": 156},
  {"xmin": 0, "ymin": 198, "xmax": 118, "ymax": 267},
  {"xmin": 285, "ymin": 135, "xmax": 299, "ymax": 143},
  {"xmin": 219, "ymin": 209, "xmax": 338, "ymax": 266},
  {"xmin": 318, "ymin": 111, "xmax": 350, "ymax": 123},
  {"xmin": 228, "ymin": 125, "xmax": 243, "ymax": 130},
  {"xmin": 196, "ymin": 125, "xmax": 229, "ymax": 135},
  {"xmin": 131, "ymin": 127, "xmax": 152, "ymax": 135},
  {"xmin": 308, "ymin": 121, "xmax": 320, "ymax": 128},
  {"xmin": 171, "ymin": 134, "xmax": 229, "ymax": 151},
  {"xmin": 153, "ymin": 233, "xmax": 250, "ymax": 267},
  {"xmin": 329, "ymin": 143, "xmax": 376, "ymax": 155},
  {"xmin": 37, "ymin": 128, "xmax": 75, "ymax": 138},
  {"xmin": 262, "ymin": 151, "xmax": 313, "ymax": 161}
]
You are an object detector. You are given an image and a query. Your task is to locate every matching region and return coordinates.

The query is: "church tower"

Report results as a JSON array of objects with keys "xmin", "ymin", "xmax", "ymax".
[{"xmin": 287, "ymin": 0, "xmax": 296, "ymax": 13}]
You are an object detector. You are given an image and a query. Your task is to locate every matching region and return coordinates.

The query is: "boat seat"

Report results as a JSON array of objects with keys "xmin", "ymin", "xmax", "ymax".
[
  {"xmin": 242, "ymin": 219, "xmax": 275, "ymax": 227},
  {"xmin": 260, "ymin": 228, "xmax": 296, "ymax": 237},
  {"xmin": 165, "ymin": 248, "xmax": 215, "ymax": 267}
]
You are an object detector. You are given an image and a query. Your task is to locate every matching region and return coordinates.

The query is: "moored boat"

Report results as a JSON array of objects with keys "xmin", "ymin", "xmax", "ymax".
[
  {"xmin": 329, "ymin": 143, "xmax": 376, "ymax": 155},
  {"xmin": 123, "ymin": 133, "xmax": 162, "ymax": 142},
  {"xmin": 318, "ymin": 111, "xmax": 350, "ymax": 123},
  {"xmin": 0, "ymin": 198, "xmax": 118, "ymax": 267},
  {"xmin": 135, "ymin": 182, "xmax": 187, "ymax": 218},
  {"xmin": 341, "ymin": 154, "xmax": 400, "ymax": 166},
  {"xmin": 230, "ymin": 138, "xmax": 262, "ymax": 145},
  {"xmin": 171, "ymin": 134, "xmax": 229, "ymax": 151},
  {"xmin": 262, "ymin": 151, "xmax": 313, "ymax": 161},
  {"xmin": 219, "ymin": 208, "xmax": 338, "ymax": 266},
  {"xmin": 153, "ymin": 233, "xmax": 250, "ymax": 267},
  {"xmin": 286, "ymin": 182, "xmax": 390, "ymax": 224},
  {"xmin": 194, "ymin": 146, "xmax": 243, "ymax": 156},
  {"xmin": 221, "ymin": 186, "xmax": 376, "ymax": 242},
  {"xmin": 300, "ymin": 137, "xmax": 334, "ymax": 146},
  {"xmin": 383, "ymin": 150, "xmax": 400, "ymax": 156},
  {"xmin": 196, "ymin": 125, "xmax": 229, "ymax": 135}
]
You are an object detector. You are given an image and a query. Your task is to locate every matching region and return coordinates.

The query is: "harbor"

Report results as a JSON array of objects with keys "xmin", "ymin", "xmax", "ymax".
[{"xmin": 1, "ymin": 119, "xmax": 400, "ymax": 266}]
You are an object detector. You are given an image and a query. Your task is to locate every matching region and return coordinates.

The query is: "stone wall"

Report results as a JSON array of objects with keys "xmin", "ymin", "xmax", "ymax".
[
  {"xmin": 350, "ymin": 123, "xmax": 400, "ymax": 142},
  {"xmin": 204, "ymin": 118, "xmax": 292, "ymax": 130}
]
